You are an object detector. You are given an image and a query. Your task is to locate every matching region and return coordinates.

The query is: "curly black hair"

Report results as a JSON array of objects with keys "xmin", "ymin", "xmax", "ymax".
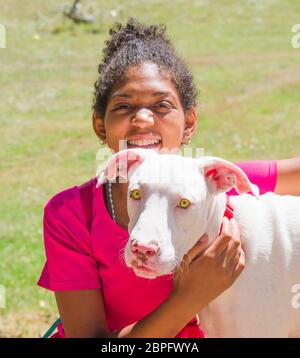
[{"xmin": 92, "ymin": 18, "xmax": 198, "ymax": 117}]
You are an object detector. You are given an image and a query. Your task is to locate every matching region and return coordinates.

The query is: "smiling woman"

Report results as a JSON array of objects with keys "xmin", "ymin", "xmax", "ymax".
[
  {"xmin": 92, "ymin": 61, "xmax": 196, "ymax": 153},
  {"xmin": 37, "ymin": 18, "xmax": 300, "ymax": 338}
]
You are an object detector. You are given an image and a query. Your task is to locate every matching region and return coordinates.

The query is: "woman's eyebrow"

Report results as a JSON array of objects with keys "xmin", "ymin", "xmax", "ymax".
[
  {"xmin": 111, "ymin": 90, "xmax": 176, "ymax": 100},
  {"xmin": 111, "ymin": 92, "xmax": 132, "ymax": 99},
  {"xmin": 153, "ymin": 91, "xmax": 176, "ymax": 99}
]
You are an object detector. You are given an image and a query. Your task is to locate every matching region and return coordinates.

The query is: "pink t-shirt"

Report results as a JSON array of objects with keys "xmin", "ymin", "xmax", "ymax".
[{"xmin": 38, "ymin": 160, "xmax": 277, "ymax": 333}]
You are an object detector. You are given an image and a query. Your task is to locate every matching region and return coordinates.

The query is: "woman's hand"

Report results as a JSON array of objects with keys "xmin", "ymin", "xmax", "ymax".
[{"xmin": 172, "ymin": 217, "xmax": 245, "ymax": 315}]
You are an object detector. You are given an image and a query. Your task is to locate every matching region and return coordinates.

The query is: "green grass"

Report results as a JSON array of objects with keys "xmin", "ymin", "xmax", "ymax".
[{"xmin": 0, "ymin": 0, "xmax": 300, "ymax": 337}]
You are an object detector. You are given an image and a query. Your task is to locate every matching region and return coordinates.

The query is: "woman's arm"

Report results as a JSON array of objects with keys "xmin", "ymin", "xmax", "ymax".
[
  {"xmin": 55, "ymin": 218, "xmax": 244, "ymax": 338},
  {"xmin": 55, "ymin": 287, "xmax": 196, "ymax": 338},
  {"xmin": 275, "ymin": 156, "xmax": 300, "ymax": 196},
  {"xmin": 55, "ymin": 289, "xmax": 109, "ymax": 338}
]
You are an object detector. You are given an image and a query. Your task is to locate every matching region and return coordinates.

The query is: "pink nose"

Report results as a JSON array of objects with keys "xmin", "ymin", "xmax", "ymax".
[{"xmin": 131, "ymin": 240, "xmax": 160, "ymax": 258}]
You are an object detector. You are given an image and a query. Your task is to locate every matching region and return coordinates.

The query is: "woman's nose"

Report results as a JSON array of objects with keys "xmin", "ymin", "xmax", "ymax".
[{"xmin": 131, "ymin": 108, "xmax": 154, "ymax": 128}]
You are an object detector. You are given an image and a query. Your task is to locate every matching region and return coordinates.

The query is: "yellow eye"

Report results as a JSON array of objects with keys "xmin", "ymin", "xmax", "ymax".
[
  {"xmin": 178, "ymin": 198, "xmax": 190, "ymax": 209},
  {"xmin": 130, "ymin": 189, "xmax": 141, "ymax": 200}
]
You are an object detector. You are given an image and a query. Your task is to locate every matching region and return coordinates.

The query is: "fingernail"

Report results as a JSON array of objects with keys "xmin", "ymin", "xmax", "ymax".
[{"xmin": 199, "ymin": 234, "xmax": 208, "ymax": 241}]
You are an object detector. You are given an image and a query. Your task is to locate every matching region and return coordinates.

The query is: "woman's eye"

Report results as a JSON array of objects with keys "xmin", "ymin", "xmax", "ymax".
[
  {"xmin": 130, "ymin": 189, "xmax": 141, "ymax": 200},
  {"xmin": 153, "ymin": 102, "xmax": 172, "ymax": 111},
  {"xmin": 178, "ymin": 198, "xmax": 190, "ymax": 209},
  {"xmin": 113, "ymin": 104, "xmax": 130, "ymax": 111}
]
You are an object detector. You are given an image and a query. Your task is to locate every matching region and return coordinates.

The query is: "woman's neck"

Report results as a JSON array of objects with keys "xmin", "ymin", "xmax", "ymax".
[
  {"xmin": 109, "ymin": 181, "xmax": 130, "ymax": 229},
  {"xmin": 114, "ymin": 181, "xmax": 129, "ymax": 201}
]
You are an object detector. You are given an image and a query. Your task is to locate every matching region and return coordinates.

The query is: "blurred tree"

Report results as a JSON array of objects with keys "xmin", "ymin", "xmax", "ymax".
[{"xmin": 64, "ymin": 0, "xmax": 95, "ymax": 24}]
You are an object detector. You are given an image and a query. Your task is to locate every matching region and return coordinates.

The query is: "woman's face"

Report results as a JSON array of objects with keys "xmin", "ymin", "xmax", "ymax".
[{"xmin": 93, "ymin": 62, "xmax": 196, "ymax": 154}]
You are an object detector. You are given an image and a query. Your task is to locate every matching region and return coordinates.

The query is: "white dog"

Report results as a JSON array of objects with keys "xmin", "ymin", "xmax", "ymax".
[{"xmin": 97, "ymin": 148, "xmax": 300, "ymax": 338}]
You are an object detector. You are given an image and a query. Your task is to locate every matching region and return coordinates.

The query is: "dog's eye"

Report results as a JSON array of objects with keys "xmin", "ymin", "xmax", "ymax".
[
  {"xmin": 130, "ymin": 189, "xmax": 141, "ymax": 200},
  {"xmin": 178, "ymin": 198, "xmax": 190, "ymax": 209}
]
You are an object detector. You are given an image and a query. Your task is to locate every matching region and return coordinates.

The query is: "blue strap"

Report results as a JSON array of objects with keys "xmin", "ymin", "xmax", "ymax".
[{"xmin": 42, "ymin": 318, "xmax": 61, "ymax": 338}]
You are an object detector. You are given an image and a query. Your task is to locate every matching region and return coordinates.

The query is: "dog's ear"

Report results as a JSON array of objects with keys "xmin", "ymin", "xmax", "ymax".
[
  {"xmin": 96, "ymin": 148, "xmax": 152, "ymax": 187},
  {"xmin": 201, "ymin": 157, "xmax": 259, "ymax": 198}
]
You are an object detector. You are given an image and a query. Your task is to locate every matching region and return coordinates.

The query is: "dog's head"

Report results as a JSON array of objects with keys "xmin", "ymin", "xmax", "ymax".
[{"xmin": 97, "ymin": 149, "xmax": 257, "ymax": 279}]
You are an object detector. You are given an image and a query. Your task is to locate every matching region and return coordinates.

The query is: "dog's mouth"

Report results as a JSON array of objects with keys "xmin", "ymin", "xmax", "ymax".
[
  {"xmin": 132, "ymin": 263, "xmax": 159, "ymax": 279},
  {"xmin": 130, "ymin": 259, "xmax": 160, "ymax": 279},
  {"xmin": 130, "ymin": 258, "xmax": 177, "ymax": 279},
  {"xmin": 126, "ymin": 245, "xmax": 178, "ymax": 279}
]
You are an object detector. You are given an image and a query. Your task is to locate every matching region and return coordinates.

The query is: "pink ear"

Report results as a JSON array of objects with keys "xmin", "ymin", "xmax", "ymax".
[
  {"xmin": 204, "ymin": 157, "xmax": 259, "ymax": 197},
  {"xmin": 96, "ymin": 149, "xmax": 143, "ymax": 187}
]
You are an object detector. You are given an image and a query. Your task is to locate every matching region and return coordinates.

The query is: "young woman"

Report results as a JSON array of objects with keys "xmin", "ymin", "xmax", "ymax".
[{"xmin": 38, "ymin": 19, "xmax": 300, "ymax": 338}]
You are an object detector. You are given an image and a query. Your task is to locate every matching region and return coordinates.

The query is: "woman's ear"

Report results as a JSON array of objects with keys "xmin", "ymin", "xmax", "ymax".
[
  {"xmin": 182, "ymin": 107, "xmax": 197, "ymax": 144},
  {"xmin": 92, "ymin": 111, "xmax": 106, "ymax": 143}
]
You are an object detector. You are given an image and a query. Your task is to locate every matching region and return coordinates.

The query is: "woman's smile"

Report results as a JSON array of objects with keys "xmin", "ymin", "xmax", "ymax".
[{"xmin": 126, "ymin": 139, "xmax": 162, "ymax": 150}]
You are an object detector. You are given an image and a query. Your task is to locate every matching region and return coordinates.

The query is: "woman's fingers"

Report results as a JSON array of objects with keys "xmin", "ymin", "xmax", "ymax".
[
  {"xmin": 173, "ymin": 219, "xmax": 246, "ymax": 308},
  {"xmin": 174, "ymin": 235, "xmax": 209, "ymax": 282},
  {"xmin": 210, "ymin": 217, "xmax": 245, "ymax": 280},
  {"xmin": 210, "ymin": 217, "xmax": 232, "ymax": 254},
  {"xmin": 177, "ymin": 217, "xmax": 245, "ymax": 289},
  {"xmin": 232, "ymin": 249, "xmax": 246, "ymax": 280},
  {"xmin": 182, "ymin": 234, "xmax": 209, "ymax": 265},
  {"xmin": 226, "ymin": 219, "xmax": 245, "ymax": 279},
  {"xmin": 222, "ymin": 219, "xmax": 241, "ymax": 263}
]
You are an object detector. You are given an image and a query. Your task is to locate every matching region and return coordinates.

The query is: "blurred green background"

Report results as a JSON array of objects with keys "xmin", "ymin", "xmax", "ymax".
[{"xmin": 0, "ymin": 0, "xmax": 299, "ymax": 337}]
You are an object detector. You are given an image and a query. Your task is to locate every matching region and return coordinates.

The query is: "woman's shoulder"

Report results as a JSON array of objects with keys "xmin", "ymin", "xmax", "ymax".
[
  {"xmin": 45, "ymin": 185, "xmax": 79, "ymax": 212},
  {"xmin": 44, "ymin": 178, "xmax": 97, "ymax": 217}
]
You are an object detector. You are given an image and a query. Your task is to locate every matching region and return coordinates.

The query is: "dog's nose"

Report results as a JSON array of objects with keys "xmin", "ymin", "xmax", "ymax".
[{"xmin": 130, "ymin": 240, "xmax": 160, "ymax": 258}]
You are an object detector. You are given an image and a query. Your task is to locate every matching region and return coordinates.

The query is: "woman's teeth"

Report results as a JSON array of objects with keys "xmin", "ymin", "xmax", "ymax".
[{"xmin": 127, "ymin": 139, "xmax": 161, "ymax": 146}]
